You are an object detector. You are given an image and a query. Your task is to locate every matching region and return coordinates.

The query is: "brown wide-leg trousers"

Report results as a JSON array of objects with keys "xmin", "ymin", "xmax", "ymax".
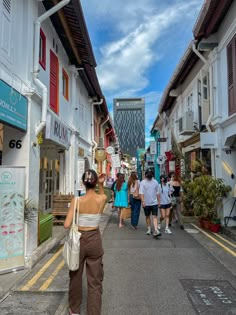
[{"xmin": 69, "ymin": 228, "xmax": 104, "ymax": 315}]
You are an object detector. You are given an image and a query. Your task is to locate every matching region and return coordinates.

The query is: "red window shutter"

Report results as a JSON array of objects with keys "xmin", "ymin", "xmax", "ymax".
[
  {"xmin": 50, "ymin": 50, "xmax": 59, "ymax": 113},
  {"xmin": 227, "ymin": 36, "xmax": 236, "ymax": 116}
]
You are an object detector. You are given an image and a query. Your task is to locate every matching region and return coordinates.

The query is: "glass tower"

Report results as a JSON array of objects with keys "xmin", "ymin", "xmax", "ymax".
[{"xmin": 113, "ymin": 98, "xmax": 145, "ymax": 158}]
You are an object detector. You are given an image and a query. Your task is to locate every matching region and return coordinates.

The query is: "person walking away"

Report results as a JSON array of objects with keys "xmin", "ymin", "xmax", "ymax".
[
  {"xmin": 139, "ymin": 169, "xmax": 161, "ymax": 238},
  {"xmin": 114, "ymin": 173, "xmax": 129, "ymax": 228},
  {"xmin": 128, "ymin": 171, "xmax": 141, "ymax": 229},
  {"xmin": 171, "ymin": 174, "xmax": 184, "ymax": 230},
  {"xmin": 64, "ymin": 170, "xmax": 107, "ymax": 315},
  {"xmin": 159, "ymin": 174, "xmax": 174, "ymax": 234},
  {"xmin": 110, "ymin": 172, "xmax": 120, "ymax": 211}
]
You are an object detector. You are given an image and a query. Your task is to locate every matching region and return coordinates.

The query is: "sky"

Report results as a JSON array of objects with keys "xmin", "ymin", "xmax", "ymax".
[{"xmin": 80, "ymin": 0, "xmax": 204, "ymax": 146}]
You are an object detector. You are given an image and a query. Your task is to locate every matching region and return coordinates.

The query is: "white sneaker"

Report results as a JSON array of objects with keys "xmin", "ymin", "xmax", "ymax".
[
  {"xmin": 146, "ymin": 228, "xmax": 152, "ymax": 235},
  {"xmin": 165, "ymin": 227, "xmax": 172, "ymax": 234},
  {"xmin": 158, "ymin": 224, "xmax": 161, "ymax": 230},
  {"xmin": 153, "ymin": 229, "xmax": 161, "ymax": 237}
]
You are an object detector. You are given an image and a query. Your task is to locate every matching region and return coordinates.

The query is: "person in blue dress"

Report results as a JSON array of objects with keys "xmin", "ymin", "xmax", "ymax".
[{"xmin": 114, "ymin": 173, "xmax": 129, "ymax": 227}]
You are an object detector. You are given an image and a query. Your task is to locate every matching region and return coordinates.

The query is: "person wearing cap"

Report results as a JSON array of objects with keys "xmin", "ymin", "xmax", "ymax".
[{"xmin": 139, "ymin": 169, "xmax": 161, "ymax": 238}]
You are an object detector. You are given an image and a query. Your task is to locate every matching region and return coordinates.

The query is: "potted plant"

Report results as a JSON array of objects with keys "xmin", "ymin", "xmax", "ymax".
[{"xmin": 183, "ymin": 174, "xmax": 231, "ymax": 232}]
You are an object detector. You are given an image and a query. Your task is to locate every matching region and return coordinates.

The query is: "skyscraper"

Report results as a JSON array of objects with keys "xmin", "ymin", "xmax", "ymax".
[{"xmin": 113, "ymin": 98, "xmax": 145, "ymax": 157}]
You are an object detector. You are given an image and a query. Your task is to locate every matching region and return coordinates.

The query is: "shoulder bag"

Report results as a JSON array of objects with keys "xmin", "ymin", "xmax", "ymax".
[{"xmin": 63, "ymin": 197, "xmax": 81, "ymax": 271}]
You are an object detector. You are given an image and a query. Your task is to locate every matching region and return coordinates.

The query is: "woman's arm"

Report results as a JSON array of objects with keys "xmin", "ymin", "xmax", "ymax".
[
  {"xmin": 98, "ymin": 173, "xmax": 106, "ymax": 195},
  {"xmin": 64, "ymin": 197, "xmax": 77, "ymax": 229}
]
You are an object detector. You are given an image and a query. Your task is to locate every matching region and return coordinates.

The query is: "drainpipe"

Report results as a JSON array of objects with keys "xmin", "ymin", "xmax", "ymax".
[
  {"xmin": 192, "ymin": 40, "xmax": 215, "ymax": 176},
  {"xmin": 100, "ymin": 115, "xmax": 109, "ymax": 144},
  {"xmin": 192, "ymin": 40, "xmax": 213, "ymax": 132},
  {"xmin": 34, "ymin": 0, "xmax": 71, "ymax": 136}
]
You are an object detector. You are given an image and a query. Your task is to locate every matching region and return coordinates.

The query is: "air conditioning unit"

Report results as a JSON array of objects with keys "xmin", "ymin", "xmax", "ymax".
[{"xmin": 178, "ymin": 111, "xmax": 195, "ymax": 136}]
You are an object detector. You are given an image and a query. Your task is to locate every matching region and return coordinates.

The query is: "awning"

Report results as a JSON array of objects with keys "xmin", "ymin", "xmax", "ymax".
[{"xmin": 224, "ymin": 134, "xmax": 236, "ymax": 148}]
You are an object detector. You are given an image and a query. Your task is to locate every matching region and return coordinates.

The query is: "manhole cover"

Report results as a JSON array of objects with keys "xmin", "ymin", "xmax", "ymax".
[
  {"xmin": 181, "ymin": 279, "xmax": 236, "ymax": 314},
  {"xmin": 0, "ymin": 291, "xmax": 65, "ymax": 314}
]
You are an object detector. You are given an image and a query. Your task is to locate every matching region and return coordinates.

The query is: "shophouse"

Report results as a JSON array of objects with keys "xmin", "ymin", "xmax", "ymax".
[
  {"xmin": 151, "ymin": 0, "xmax": 236, "ymax": 226},
  {"xmin": 0, "ymin": 0, "xmax": 114, "ymax": 272}
]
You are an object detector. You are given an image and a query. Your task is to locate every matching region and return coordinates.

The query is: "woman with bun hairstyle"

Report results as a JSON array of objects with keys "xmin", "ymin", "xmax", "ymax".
[{"xmin": 64, "ymin": 170, "xmax": 107, "ymax": 315}]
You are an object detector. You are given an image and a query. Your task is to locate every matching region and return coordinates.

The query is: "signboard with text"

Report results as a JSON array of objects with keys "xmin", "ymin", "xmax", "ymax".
[
  {"xmin": 0, "ymin": 166, "xmax": 25, "ymax": 273},
  {"xmin": 46, "ymin": 113, "xmax": 71, "ymax": 149},
  {"xmin": 150, "ymin": 141, "xmax": 157, "ymax": 155},
  {"xmin": 0, "ymin": 80, "xmax": 28, "ymax": 131}
]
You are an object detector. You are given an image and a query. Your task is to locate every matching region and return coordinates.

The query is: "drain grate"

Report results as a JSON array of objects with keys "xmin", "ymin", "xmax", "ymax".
[
  {"xmin": 0, "ymin": 291, "xmax": 65, "ymax": 314},
  {"xmin": 181, "ymin": 279, "xmax": 236, "ymax": 314}
]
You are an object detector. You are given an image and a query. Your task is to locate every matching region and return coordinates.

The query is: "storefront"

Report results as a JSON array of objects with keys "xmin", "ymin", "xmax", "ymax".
[{"xmin": 39, "ymin": 112, "xmax": 71, "ymax": 212}]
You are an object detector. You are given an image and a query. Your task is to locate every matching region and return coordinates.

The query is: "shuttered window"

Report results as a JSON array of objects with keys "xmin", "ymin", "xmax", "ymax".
[
  {"xmin": 227, "ymin": 35, "xmax": 236, "ymax": 116},
  {"xmin": 39, "ymin": 28, "xmax": 46, "ymax": 70},
  {"xmin": 50, "ymin": 50, "xmax": 59, "ymax": 113},
  {"xmin": 1, "ymin": 0, "xmax": 12, "ymax": 59}
]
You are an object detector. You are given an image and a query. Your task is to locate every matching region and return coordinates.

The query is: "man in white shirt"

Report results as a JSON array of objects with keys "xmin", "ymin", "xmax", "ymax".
[{"xmin": 139, "ymin": 169, "xmax": 161, "ymax": 238}]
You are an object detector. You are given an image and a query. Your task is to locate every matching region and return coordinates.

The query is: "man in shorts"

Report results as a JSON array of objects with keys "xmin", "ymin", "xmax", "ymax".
[{"xmin": 139, "ymin": 169, "xmax": 161, "ymax": 238}]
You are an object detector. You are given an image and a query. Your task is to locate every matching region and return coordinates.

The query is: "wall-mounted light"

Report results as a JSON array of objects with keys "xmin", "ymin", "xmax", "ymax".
[{"xmin": 222, "ymin": 160, "xmax": 234, "ymax": 179}]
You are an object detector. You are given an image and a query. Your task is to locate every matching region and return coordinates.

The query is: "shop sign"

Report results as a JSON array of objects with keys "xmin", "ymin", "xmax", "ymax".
[
  {"xmin": 157, "ymin": 138, "xmax": 167, "ymax": 142},
  {"xmin": 0, "ymin": 80, "xmax": 28, "ymax": 131},
  {"xmin": 46, "ymin": 113, "xmax": 71, "ymax": 149},
  {"xmin": 106, "ymin": 146, "xmax": 114, "ymax": 155},
  {"xmin": 111, "ymin": 154, "xmax": 121, "ymax": 167},
  {"xmin": 200, "ymin": 132, "xmax": 218, "ymax": 149},
  {"xmin": 78, "ymin": 147, "xmax": 84, "ymax": 157},
  {"xmin": 0, "ymin": 166, "xmax": 25, "ymax": 273},
  {"xmin": 150, "ymin": 141, "xmax": 157, "ymax": 155},
  {"xmin": 77, "ymin": 160, "xmax": 85, "ymax": 192}
]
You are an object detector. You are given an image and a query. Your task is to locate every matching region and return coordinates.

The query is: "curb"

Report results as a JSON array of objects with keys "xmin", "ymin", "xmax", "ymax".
[
  {"xmin": 54, "ymin": 203, "xmax": 112, "ymax": 315},
  {"xmin": 25, "ymin": 228, "xmax": 67, "ymax": 269}
]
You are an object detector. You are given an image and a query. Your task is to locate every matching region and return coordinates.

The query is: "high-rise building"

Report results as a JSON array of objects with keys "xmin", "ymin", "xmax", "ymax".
[{"xmin": 113, "ymin": 98, "xmax": 145, "ymax": 157}]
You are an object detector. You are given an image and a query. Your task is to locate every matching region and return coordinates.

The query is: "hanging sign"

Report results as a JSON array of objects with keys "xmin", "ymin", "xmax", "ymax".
[
  {"xmin": 111, "ymin": 154, "xmax": 121, "ymax": 167},
  {"xmin": 106, "ymin": 146, "xmax": 114, "ymax": 155},
  {"xmin": 0, "ymin": 166, "xmax": 25, "ymax": 274},
  {"xmin": 150, "ymin": 141, "xmax": 157, "ymax": 155},
  {"xmin": 77, "ymin": 160, "xmax": 85, "ymax": 192}
]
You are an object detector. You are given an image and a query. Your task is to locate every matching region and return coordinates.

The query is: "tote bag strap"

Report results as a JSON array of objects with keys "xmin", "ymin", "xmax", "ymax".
[{"xmin": 73, "ymin": 197, "xmax": 80, "ymax": 225}]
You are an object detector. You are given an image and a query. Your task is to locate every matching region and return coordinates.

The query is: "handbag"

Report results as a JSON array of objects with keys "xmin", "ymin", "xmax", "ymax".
[
  {"xmin": 133, "ymin": 181, "xmax": 141, "ymax": 199},
  {"xmin": 63, "ymin": 197, "xmax": 81, "ymax": 271},
  {"xmin": 171, "ymin": 195, "xmax": 177, "ymax": 206},
  {"xmin": 120, "ymin": 207, "xmax": 131, "ymax": 220}
]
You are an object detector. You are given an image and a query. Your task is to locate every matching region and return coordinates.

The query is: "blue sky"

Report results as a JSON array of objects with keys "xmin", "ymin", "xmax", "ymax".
[{"xmin": 81, "ymin": 0, "xmax": 204, "ymax": 146}]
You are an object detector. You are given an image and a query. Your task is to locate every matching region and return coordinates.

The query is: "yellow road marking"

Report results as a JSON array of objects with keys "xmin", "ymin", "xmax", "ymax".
[
  {"xmin": 21, "ymin": 246, "xmax": 63, "ymax": 291},
  {"xmin": 191, "ymin": 224, "xmax": 236, "ymax": 258},
  {"xmin": 213, "ymin": 233, "xmax": 236, "ymax": 249},
  {"xmin": 39, "ymin": 260, "xmax": 65, "ymax": 291}
]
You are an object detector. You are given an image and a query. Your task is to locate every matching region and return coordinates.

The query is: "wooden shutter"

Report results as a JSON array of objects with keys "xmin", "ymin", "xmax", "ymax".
[
  {"xmin": 50, "ymin": 50, "xmax": 59, "ymax": 113},
  {"xmin": 227, "ymin": 35, "xmax": 236, "ymax": 116}
]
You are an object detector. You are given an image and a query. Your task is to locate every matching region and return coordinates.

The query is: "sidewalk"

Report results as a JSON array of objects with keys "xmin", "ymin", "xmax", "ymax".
[{"xmin": 0, "ymin": 203, "xmax": 112, "ymax": 303}]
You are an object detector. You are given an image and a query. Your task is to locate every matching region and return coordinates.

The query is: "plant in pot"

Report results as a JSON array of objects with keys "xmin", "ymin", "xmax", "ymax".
[{"xmin": 183, "ymin": 175, "xmax": 231, "ymax": 232}]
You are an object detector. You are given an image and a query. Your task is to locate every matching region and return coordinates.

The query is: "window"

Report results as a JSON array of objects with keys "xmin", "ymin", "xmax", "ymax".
[
  {"xmin": 1, "ymin": 0, "xmax": 12, "ymax": 59},
  {"xmin": 203, "ymin": 75, "xmax": 208, "ymax": 100},
  {"xmin": 62, "ymin": 69, "xmax": 69, "ymax": 100},
  {"xmin": 39, "ymin": 28, "xmax": 46, "ymax": 70},
  {"xmin": 50, "ymin": 50, "xmax": 59, "ymax": 113},
  {"xmin": 227, "ymin": 34, "xmax": 236, "ymax": 116}
]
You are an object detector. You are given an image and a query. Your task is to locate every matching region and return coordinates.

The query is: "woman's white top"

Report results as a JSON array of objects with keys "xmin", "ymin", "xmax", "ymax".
[
  {"xmin": 130, "ymin": 180, "xmax": 140, "ymax": 194},
  {"xmin": 78, "ymin": 213, "xmax": 101, "ymax": 227}
]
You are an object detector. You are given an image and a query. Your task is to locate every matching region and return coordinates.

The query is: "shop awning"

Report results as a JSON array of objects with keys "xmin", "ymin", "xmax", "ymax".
[{"xmin": 224, "ymin": 134, "xmax": 236, "ymax": 148}]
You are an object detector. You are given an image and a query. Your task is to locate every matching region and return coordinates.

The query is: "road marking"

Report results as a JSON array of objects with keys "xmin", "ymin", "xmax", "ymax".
[
  {"xmin": 191, "ymin": 224, "xmax": 236, "ymax": 258},
  {"xmin": 39, "ymin": 260, "xmax": 65, "ymax": 291},
  {"xmin": 213, "ymin": 233, "xmax": 236, "ymax": 249},
  {"xmin": 21, "ymin": 246, "xmax": 63, "ymax": 291}
]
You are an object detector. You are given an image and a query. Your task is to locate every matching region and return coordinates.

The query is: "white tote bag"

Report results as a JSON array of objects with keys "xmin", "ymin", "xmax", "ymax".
[{"xmin": 63, "ymin": 197, "xmax": 82, "ymax": 271}]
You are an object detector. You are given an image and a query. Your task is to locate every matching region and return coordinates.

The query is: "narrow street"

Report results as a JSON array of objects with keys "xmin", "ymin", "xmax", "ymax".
[{"xmin": 1, "ymin": 205, "xmax": 236, "ymax": 314}]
